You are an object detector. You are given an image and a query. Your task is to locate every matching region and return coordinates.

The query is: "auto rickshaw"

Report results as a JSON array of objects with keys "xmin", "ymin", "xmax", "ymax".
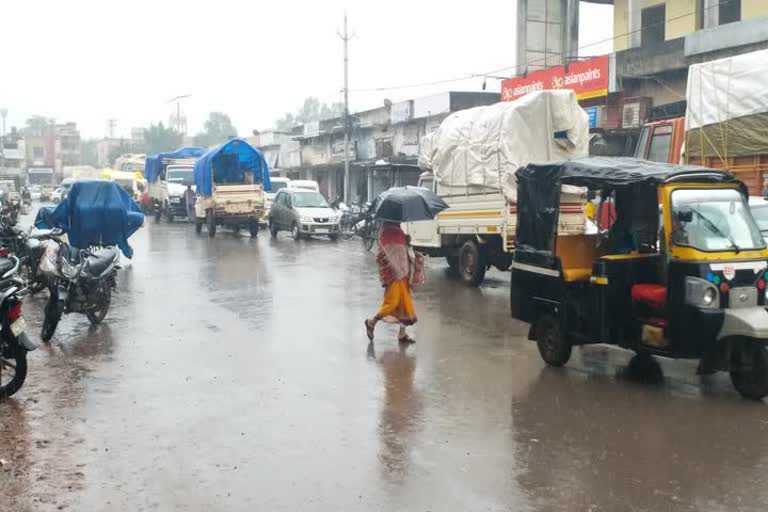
[{"xmin": 510, "ymin": 157, "xmax": 768, "ymax": 399}]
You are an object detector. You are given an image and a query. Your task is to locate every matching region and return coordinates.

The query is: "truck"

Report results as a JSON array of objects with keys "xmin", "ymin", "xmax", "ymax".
[
  {"xmin": 144, "ymin": 147, "xmax": 206, "ymax": 222},
  {"xmin": 407, "ymin": 90, "xmax": 590, "ymax": 286},
  {"xmin": 193, "ymin": 138, "xmax": 271, "ymax": 238},
  {"xmin": 635, "ymin": 48, "xmax": 768, "ymax": 195}
]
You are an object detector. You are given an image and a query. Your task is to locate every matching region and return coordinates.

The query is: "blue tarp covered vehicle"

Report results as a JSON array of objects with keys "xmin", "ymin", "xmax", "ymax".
[
  {"xmin": 144, "ymin": 146, "xmax": 207, "ymax": 183},
  {"xmin": 191, "ymin": 139, "xmax": 271, "ymax": 238},
  {"xmin": 193, "ymin": 138, "xmax": 271, "ymax": 196},
  {"xmin": 35, "ymin": 180, "xmax": 144, "ymax": 258}
]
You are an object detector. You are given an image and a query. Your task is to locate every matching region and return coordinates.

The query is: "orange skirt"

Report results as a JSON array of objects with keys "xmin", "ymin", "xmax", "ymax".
[{"xmin": 376, "ymin": 278, "xmax": 417, "ymax": 325}]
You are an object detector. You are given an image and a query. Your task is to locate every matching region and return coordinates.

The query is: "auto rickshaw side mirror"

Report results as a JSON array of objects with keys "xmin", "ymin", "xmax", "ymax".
[{"xmin": 676, "ymin": 210, "xmax": 693, "ymax": 223}]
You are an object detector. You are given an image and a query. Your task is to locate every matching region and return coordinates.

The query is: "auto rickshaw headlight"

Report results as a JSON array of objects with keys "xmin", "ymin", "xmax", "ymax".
[{"xmin": 685, "ymin": 277, "xmax": 720, "ymax": 309}]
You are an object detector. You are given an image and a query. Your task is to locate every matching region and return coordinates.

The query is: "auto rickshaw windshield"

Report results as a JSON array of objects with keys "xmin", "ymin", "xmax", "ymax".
[{"xmin": 670, "ymin": 188, "xmax": 766, "ymax": 251}]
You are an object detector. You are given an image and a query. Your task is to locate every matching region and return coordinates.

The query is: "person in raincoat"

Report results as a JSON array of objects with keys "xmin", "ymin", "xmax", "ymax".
[{"xmin": 365, "ymin": 221, "xmax": 417, "ymax": 343}]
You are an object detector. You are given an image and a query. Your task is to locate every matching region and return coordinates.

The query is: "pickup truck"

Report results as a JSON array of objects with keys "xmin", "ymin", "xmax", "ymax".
[
  {"xmin": 144, "ymin": 147, "xmax": 206, "ymax": 222},
  {"xmin": 193, "ymin": 138, "xmax": 271, "ymax": 238},
  {"xmin": 407, "ymin": 90, "xmax": 590, "ymax": 286}
]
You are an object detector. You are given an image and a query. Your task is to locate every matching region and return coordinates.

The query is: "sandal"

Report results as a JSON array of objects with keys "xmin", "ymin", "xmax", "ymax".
[
  {"xmin": 365, "ymin": 319, "xmax": 375, "ymax": 341},
  {"xmin": 398, "ymin": 335, "xmax": 416, "ymax": 344}
]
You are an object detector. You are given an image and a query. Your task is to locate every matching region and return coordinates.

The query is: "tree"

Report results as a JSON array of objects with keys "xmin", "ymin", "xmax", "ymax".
[
  {"xmin": 194, "ymin": 112, "xmax": 237, "ymax": 148},
  {"xmin": 273, "ymin": 97, "xmax": 344, "ymax": 131},
  {"xmin": 144, "ymin": 122, "xmax": 181, "ymax": 154}
]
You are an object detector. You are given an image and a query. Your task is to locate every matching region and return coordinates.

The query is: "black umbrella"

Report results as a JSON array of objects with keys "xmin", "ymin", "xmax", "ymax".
[{"xmin": 373, "ymin": 186, "xmax": 449, "ymax": 222}]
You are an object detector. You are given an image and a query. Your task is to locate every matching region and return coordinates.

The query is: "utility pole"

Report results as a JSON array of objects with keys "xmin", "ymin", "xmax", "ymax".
[
  {"xmin": 0, "ymin": 109, "xmax": 8, "ymax": 172},
  {"xmin": 339, "ymin": 12, "xmax": 351, "ymax": 203}
]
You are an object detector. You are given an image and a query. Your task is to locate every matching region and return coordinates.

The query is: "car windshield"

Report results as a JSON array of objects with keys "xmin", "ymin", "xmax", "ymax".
[
  {"xmin": 671, "ymin": 188, "xmax": 766, "ymax": 251},
  {"xmin": 292, "ymin": 191, "xmax": 328, "ymax": 208},
  {"xmin": 167, "ymin": 167, "xmax": 194, "ymax": 183},
  {"xmin": 750, "ymin": 202, "xmax": 768, "ymax": 233}
]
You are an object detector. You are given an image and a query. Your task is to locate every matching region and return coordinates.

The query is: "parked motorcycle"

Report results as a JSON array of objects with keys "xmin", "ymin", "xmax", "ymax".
[
  {"xmin": 0, "ymin": 223, "xmax": 50, "ymax": 294},
  {"xmin": 40, "ymin": 238, "xmax": 121, "ymax": 342},
  {"xmin": 0, "ymin": 255, "xmax": 37, "ymax": 399}
]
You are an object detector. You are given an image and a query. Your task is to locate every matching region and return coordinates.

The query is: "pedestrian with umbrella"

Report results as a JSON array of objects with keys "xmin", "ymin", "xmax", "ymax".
[{"xmin": 364, "ymin": 187, "xmax": 448, "ymax": 344}]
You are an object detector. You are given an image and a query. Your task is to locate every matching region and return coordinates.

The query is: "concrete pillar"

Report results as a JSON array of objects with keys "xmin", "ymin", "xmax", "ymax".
[
  {"xmin": 628, "ymin": 0, "xmax": 641, "ymax": 48},
  {"xmin": 563, "ymin": 0, "xmax": 579, "ymax": 63}
]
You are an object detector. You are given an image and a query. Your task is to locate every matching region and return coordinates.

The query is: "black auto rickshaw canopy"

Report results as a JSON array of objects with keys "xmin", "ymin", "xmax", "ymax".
[{"xmin": 515, "ymin": 157, "xmax": 743, "ymax": 262}]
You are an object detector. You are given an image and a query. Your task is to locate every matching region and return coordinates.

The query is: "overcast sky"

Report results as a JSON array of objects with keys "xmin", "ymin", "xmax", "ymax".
[{"xmin": 0, "ymin": 0, "xmax": 612, "ymax": 139}]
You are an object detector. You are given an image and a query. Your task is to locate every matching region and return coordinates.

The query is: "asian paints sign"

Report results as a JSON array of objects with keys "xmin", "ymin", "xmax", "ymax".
[{"xmin": 501, "ymin": 55, "xmax": 609, "ymax": 102}]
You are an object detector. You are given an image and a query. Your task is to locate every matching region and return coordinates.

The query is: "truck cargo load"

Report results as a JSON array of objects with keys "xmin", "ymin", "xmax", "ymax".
[
  {"xmin": 418, "ymin": 90, "xmax": 589, "ymax": 202},
  {"xmin": 685, "ymin": 48, "xmax": 768, "ymax": 159},
  {"xmin": 408, "ymin": 90, "xmax": 590, "ymax": 286}
]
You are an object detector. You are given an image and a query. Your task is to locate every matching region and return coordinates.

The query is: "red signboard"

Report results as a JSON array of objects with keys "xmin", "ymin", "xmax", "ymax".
[{"xmin": 500, "ymin": 55, "xmax": 609, "ymax": 102}]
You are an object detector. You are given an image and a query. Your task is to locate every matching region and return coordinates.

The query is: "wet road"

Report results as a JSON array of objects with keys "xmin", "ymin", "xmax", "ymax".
[{"xmin": 2, "ymin": 217, "xmax": 768, "ymax": 511}]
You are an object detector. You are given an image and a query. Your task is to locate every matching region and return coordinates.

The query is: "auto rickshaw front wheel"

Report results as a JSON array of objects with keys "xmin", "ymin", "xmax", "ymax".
[
  {"xmin": 535, "ymin": 314, "xmax": 572, "ymax": 367},
  {"xmin": 729, "ymin": 342, "xmax": 768, "ymax": 400}
]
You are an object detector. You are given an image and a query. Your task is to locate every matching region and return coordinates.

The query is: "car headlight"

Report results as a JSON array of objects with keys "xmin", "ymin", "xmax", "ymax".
[
  {"xmin": 301, "ymin": 215, "xmax": 313, "ymax": 223},
  {"xmin": 685, "ymin": 276, "xmax": 719, "ymax": 309}
]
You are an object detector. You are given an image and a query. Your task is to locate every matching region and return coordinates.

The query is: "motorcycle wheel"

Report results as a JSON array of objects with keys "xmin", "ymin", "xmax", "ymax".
[
  {"xmin": 40, "ymin": 288, "xmax": 61, "ymax": 343},
  {"xmin": 87, "ymin": 283, "xmax": 112, "ymax": 325},
  {"xmin": 0, "ymin": 346, "xmax": 27, "ymax": 399}
]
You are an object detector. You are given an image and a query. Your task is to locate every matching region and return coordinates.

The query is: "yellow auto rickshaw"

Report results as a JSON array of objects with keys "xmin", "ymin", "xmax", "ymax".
[{"xmin": 510, "ymin": 157, "xmax": 768, "ymax": 399}]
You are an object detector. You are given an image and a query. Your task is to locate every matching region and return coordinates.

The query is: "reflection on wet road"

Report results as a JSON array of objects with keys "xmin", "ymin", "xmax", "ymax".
[{"xmin": 1, "ymin": 219, "xmax": 767, "ymax": 511}]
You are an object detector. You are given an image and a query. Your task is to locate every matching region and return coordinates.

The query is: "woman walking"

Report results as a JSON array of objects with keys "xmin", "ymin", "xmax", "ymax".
[{"xmin": 365, "ymin": 221, "xmax": 417, "ymax": 343}]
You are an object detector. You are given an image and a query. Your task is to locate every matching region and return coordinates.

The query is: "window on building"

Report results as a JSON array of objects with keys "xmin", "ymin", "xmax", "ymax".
[
  {"xmin": 719, "ymin": 0, "xmax": 740, "ymax": 25},
  {"xmin": 641, "ymin": 4, "xmax": 666, "ymax": 47},
  {"xmin": 32, "ymin": 146, "xmax": 44, "ymax": 159}
]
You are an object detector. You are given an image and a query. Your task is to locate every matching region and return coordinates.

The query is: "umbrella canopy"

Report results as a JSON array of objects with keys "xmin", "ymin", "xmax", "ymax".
[{"xmin": 373, "ymin": 186, "xmax": 449, "ymax": 222}]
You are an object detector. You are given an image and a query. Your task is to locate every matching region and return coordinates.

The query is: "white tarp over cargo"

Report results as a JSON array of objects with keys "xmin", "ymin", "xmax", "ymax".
[
  {"xmin": 418, "ymin": 90, "xmax": 589, "ymax": 202},
  {"xmin": 686, "ymin": 48, "xmax": 768, "ymax": 130},
  {"xmin": 685, "ymin": 48, "xmax": 768, "ymax": 158}
]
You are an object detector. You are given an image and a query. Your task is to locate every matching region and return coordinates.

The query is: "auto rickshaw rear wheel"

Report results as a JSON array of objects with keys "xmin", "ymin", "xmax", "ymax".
[
  {"xmin": 729, "ymin": 342, "xmax": 768, "ymax": 400},
  {"xmin": 535, "ymin": 314, "xmax": 572, "ymax": 367}
]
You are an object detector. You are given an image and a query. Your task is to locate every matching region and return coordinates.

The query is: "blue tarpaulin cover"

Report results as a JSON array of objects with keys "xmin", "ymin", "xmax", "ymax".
[
  {"xmin": 35, "ymin": 180, "xmax": 145, "ymax": 258},
  {"xmin": 193, "ymin": 139, "xmax": 271, "ymax": 196},
  {"xmin": 144, "ymin": 146, "xmax": 207, "ymax": 182}
]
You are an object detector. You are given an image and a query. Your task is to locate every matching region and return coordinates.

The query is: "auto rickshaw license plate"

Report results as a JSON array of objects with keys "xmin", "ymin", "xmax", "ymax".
[
  {"xmin": 641, "ymin": 324, "xmax": 666, "ymax": 348},
  {"xmin": 11, "ymin": 318, "xmax": 26, "ymax": 337}
]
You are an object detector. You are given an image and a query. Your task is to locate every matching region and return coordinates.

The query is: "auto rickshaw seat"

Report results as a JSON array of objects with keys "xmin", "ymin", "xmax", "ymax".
[{"xmin": 556, "ymin": 234, "xmax": 597, "ymax": 282}]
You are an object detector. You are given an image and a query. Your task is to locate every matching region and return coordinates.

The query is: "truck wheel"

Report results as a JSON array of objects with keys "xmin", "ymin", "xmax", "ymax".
[
  {"xmin": 458, "ymin": 240, "xmax": 486, "ymax": 286},
  {"xmin": 730, "ymin": 342, "xmax": 768, "ymax": 400},
  {"xmin": 535, "ymin": 314, "xmax": 572, "ymax": 367},
  {"xmin": 249, "ymin": 219, "xmax": 259, "ymax": 238},
  {"xmin": 195, "ymin": 218, "xmax": 203, "ymax": 234},
  {"xmin": 207, "ymin": 210, "xmax": 216, "ymax": 238}
]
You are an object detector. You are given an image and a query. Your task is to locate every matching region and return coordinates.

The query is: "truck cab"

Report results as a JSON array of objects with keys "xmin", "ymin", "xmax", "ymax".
[
  {"xmin": 149, "ymin": 160, "xmax": 196, "ymax": 222},
  {"xmin": 634, "ymin": 117, "xmax": 685, "ymax": 164}
]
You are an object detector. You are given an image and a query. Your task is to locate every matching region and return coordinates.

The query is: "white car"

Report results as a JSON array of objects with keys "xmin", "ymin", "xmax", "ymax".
[
  {"xmin": 29, "ymin": 186, "xmax": 41, "ymax": 201},
  {"xmin": 51, "ymin": 188, "xmax": 66, "ymax": 204},
  {"xmin": 268, "ymin": 189, "xmax": 341, "ymax": 240},
  {"xmin": 749, "ymin": 196, "xmax": 768, "ymax": 243}
]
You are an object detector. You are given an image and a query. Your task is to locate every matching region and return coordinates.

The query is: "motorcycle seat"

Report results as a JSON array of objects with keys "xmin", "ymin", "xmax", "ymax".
[
  {"xmin": 0, "ymin": 258, "xmax": 15, "ymax": 276},
  {"xmin": 84, "ymin": 247, "xmax": 120, "ymax": 278}
]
